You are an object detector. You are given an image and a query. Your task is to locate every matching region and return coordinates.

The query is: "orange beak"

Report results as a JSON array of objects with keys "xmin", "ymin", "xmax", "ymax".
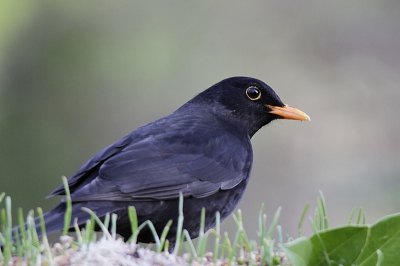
[{"xmin": 266, "ymin": 104, "xmax": 311, "ymax": 121}]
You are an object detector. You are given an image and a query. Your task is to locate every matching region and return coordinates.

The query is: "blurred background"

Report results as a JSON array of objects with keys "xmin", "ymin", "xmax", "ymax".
[{"xmin": 1, "ymin": 1, "xmax": 399, "ymax": 243}]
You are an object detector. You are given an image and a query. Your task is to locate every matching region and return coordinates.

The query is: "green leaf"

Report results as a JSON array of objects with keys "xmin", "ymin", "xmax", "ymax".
[
  {"xmin": 282, "ymin": 226, "xmax": 368, "ymax": 266},
  {"xmin": 354, "ymin": 213, "xmax": 400, "ymax": 265},
  {"xmin": 282, "ymin": 213, "xmax": 400, "ymax": 266}
]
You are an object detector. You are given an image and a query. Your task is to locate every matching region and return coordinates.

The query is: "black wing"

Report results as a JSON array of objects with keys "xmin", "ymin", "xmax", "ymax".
[{"xmin": 51, "ymin": 117, "xmax": 253, "ymax": 202}]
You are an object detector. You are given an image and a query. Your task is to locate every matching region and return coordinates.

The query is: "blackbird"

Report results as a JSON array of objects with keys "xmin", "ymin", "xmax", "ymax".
[{"xmin": 14, "ymin": 77, "xmax": 310, "ymax": 243}]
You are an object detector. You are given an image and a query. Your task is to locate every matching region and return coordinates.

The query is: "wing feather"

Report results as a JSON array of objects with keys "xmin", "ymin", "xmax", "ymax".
[{"xmin": 65, "ymin": 119, "xmax": 253, "ymax": 202}]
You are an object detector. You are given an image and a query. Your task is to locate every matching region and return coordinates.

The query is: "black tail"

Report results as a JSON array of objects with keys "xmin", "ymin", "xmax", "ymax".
[
  {"xmin": 1, "ymin": 201, "xmax": 125, "ymax": 248},
  {"xmin": 34, "ymin": 202, "xmax": 91, "ymax": 236},
  {"xmin": 12, "ymin": 201, "xmax": 118, "ymax": 243},
  {"xmin": 9, "ymin": 202, "xmax": 89, "ymax": 243}
]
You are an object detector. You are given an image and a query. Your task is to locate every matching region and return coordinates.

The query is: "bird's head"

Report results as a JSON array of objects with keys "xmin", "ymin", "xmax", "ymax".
[{"xmin": 185, "ymin": 77, "xmax": 310, "ymax": 137}]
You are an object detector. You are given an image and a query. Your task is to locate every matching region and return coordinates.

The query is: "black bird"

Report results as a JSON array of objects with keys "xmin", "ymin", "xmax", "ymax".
[{"xmin": 15, "ymin": 77, "xmax": 310, "ymax": 243}]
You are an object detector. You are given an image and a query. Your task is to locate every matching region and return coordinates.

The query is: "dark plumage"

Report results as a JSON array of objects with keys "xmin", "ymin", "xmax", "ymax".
[{"xmin": 15, "ymin": 77, "xmax": 310, "ymax": 243}]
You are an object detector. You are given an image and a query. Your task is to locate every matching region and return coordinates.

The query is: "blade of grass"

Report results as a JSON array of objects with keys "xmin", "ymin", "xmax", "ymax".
[
  {"xmin": 347, "ymin": 207, "xmax": 356, "ymax": 224},
  {"xmin": 6, "ymin": 197, "xmax": 12, "ymax": 246},
  {"xmin": 317, "ymin": 199, "xmax": 323, "ymax": 230},
  {"xmin": 263, "ymin": 238, "xmax": 275, "ymax": 266},
  {"xmin": 61, "ymin": 176, "xmax": 72, "ymax": 236},
  {"xmin": 127, "ymin": 206, "xmax": 138, "ymax": 243},
  {"xmin": 2, "ymin": 196, "xmax": 13, "ymax": 264},
  {"xmin": 164, "ymin": 239, "xmax": 169, "ymax": 252},
  {"xmin": 128, "ymin": 210, "xmax": 163, "ymax": 249},
  {"xmin": 111, "ymin": 213, "xmax": 118, "ymax": 240},
  {"xmin": 196, "ymin": 207, "xmax": 208, "ymax": 256},
  {"xmin": 0, "ymin": 209, "xmax": 5, "ymax": 243},
  {"xmin": 267, "ymin": 206, "xmax": 281, "ymax": 238},
  {"xmin": 0, "ymin": 206, "xmax": 7, "ymax": 263},
  {"xmin": 213, "ymin": 211, "xmax": 220, "ymax": 264},
  {"xmin": 173, "ymin": 192, "xmax": 184, "ymax": 256},
  {"xmin": 37, "ymin": 207, "xmax": 54, "ymax": 265},
  {"xmin": 14, "ymin": 228, "xmax": 22, "ymax": 258},
  {"xmin": 298, "ymin": 202, "xmax": 309, "ymax": 236},
  {"xmin": 26, "ymin": 210, "xmax": 40, "ymax": 264},
  {"xmin": 231, "ymin": 210, "xmax": 250, "ymax": 252},
  {"xmin": 362, "ymin": 210, "xmax": 366, "ymax": 225},
  {"xmin": 356, "ymin": 207, "xmax": 363, "ymax": 225},
  {"xmin": 277, "ymin": 225, "xmax": 283, "ymax": 243},
  {"xmin": 309, "ymin": 217, "xmax": 331, "ymax": 265},
  {"xmin": 73, "ymin": 217, "xmax": 83, "ymax": 244},
  {"xmin": 158, "ymin": 219, "xmax": 172, "ymax": 253},
  {"xmin": 103, "ymin": 213, "xmax": 110, "ymax": 234},
  {"xmin": 258, "ymin": 203, "xmax": 266, "ymax": 245},
  {"xmin": 132, "ymin": 220, "xmax": 154, "ymax": 242},
  {"xmin": 183, "ymin": 229, "xmax": 197, "ymax": 258},
  {"xmin": 319, "ymin": 190, "xmax": 329, "ymax": 229},
  {"xmin": 81, "ymin": 208, "xmax": 112, "ymax": 240},
  {"xmin": 18, "ymin": 208, "xmax": 28, "ymax": 250},
  {"xmin": 145, "ymin": 220, "xmax": 161, "ymax": 249},
  {"xmin": 220, "ymin": 232, "xmax": 234, "ymax": 263},
  {"xmin": 83, "ymin": 214, "xmax": 96, "ymax": 245}
]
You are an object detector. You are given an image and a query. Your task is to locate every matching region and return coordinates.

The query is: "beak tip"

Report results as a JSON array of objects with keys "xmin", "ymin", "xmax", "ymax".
[{"xmin": 267, "ymin": 104, "xmax": 311, "ymax": 122}]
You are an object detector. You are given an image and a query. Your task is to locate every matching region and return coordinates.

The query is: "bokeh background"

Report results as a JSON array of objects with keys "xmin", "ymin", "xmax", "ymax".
[{"xmin": 1, "ymin": 1, "xmax": 399, "ymax": 243}]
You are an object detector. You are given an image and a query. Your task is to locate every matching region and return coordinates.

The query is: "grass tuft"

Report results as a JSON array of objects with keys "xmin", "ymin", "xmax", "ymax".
[{"xmin": 1, "ymin": 179, "xmax": 288, "ymax": 265}]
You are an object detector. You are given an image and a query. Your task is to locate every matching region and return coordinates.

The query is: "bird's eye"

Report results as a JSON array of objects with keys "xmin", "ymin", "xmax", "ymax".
[{"xmin": 245, "ymin": 86, "xmax": 261, "ymax": 100}]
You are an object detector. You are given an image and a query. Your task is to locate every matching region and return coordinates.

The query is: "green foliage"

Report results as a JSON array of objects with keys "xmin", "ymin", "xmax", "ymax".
[
  {"xmin": 283, "ymin": 226, "xmax": 368, "ymax": 265},
  {"xmin": 282, "ymin": 215, "xmax": 400, "ymax": 266},
  {"xmin": 282, "ymin": 192, "xmax": 400, "ymax": 266},
  {"xmin": 2, "ymin": 187, "xmax": 400, "ymax": 265}
]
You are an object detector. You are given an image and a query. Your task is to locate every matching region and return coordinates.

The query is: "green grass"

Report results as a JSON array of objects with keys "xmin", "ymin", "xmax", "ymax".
[
  {"xmin": 2, "ymin": 181, "xmax": 398, "ymax": 266},
  {"xmin": 0, "ymin": 177, "xmax": 286, "ymax": 265}
]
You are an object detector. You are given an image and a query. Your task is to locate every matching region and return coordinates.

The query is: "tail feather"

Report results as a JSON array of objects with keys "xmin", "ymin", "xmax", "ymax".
[
  {"xmin": 35, "ymin": 203, "xmax": 90, "ymax": 236},
  {"xmin": 9, "ymin": 202, "xmax": 123, "ymax": 244}
]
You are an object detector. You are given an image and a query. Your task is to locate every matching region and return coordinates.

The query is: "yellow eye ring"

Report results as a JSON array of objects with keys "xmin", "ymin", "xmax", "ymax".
[{"xmin": 246, "ymin": 86, "xmax": 261, "ymax": 100}]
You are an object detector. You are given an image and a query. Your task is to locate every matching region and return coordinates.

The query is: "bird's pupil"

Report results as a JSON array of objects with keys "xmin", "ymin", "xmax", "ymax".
[
  {"xmin": 246, "ymin": 87, "xmax": 261, "ymax": 100},
  {"xmin": 249, "ymin": 88, "xmax": 258, "ymax": 97}
]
